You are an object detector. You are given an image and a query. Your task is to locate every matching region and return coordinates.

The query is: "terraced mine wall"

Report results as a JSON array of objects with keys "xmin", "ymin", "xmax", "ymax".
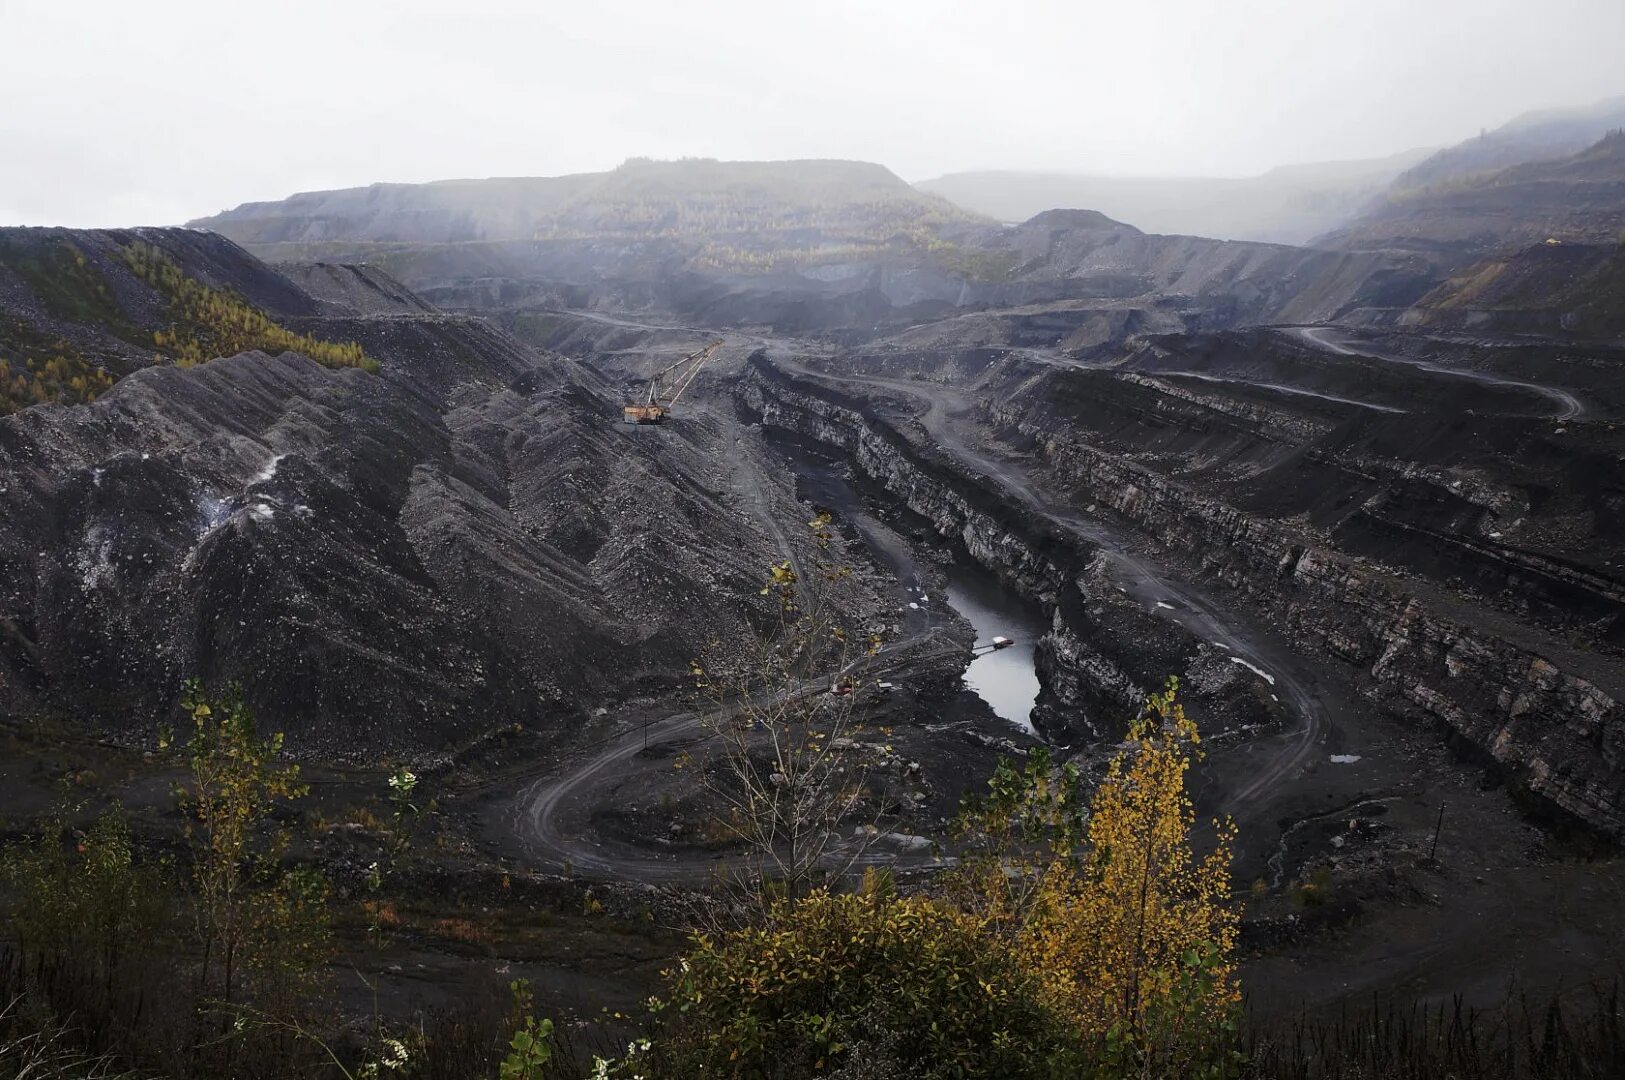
[
  {"xmin": 738, "ymin": 357, "xmax": 1202, "ymax": 743},
  {"xmin": 980, "ymin": 392, "xmax": 1625, "ymax": 838}
]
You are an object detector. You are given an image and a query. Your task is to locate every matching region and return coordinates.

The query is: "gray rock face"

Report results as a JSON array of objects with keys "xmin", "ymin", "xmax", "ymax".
[
  {"xmin": 277, "ymin": 262, "xmax": 439, "ymax": 316},
  {"xmin": 0, "ymin": 232, "xmax": 809, "ymax": 755},
  {"xmin": 969, "ymin": 338, "xmax": 1625, "ymax": 835},
  {"xmin": 740, "ymin": 325, "xmax": 1625, "ymax": 837},
  {"xmin": 736, "ymin": 360, "xmax": 1271, "ymax": 746},
  {"xmin": 0, "ymin": 341, "xmax": 789, "ymax": 754},
  {"xmin": 182, "ymin": 163, "xmax": 1441, "ymax": 342},
  {"xmin": 1037, "ymin": 419, "xmax": 1622, "ymax": 830}
]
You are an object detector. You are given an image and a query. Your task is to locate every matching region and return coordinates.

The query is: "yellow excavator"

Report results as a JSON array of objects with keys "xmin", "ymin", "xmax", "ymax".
[{"xmin": 623, "ymin": 340, "xmax": 723, "ymax": 424}]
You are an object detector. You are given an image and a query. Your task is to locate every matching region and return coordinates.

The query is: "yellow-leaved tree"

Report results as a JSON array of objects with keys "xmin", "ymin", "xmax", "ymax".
[
  {"xmin": 168, "ymin": 681, "xmax": 331, "ymax": 1025},
  {"xmin": 608, "ymin": 679, "xmax": 1240, "ymax": 1079},
  {"xmin": 957, "ymin": 676, "xmax": 1240, "ymax": 1077}
]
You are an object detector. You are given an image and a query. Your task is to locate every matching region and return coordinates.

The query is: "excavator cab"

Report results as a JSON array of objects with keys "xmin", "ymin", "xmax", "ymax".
[
  {"xmin": 623, "ymin": 341, "xmax": 722, "ymax": 425},
  {"xmin": 622, "ymin": 403, "xmax": 669, "ymax": 424}
]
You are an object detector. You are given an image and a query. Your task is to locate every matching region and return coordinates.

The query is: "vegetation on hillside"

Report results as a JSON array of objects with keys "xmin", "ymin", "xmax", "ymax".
[
  {"xmin": 610, "ymin": 673, "xmax": 1239, "ymax": 1078},
  {"xmin": 0, "ymin": 233, "xmax": 134, "ymax": 414},
  {"xmin": 121, "ymin": 241, "xmax": 378, "ymax": 373},
  {"xmin": 0, "ymin": 237, "xmax": 379, "ymax": 415},
  {"xmin": 0, "ymin": 235, "xmax": 142, "ymax": 339},
  {"xmin": 2, "ymin": 685, "xmax": 333, "ymax": 1078},
  {"xmin": 0, "ymin": 335, "xmax": 115, "ymax": 413},
  {"xmin": 568, "ymin": 526, "xmax": 1241, "ymax": 1076}
]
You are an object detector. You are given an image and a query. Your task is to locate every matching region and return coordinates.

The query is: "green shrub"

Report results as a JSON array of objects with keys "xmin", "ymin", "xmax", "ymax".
[{"xmin": 645, "ymin": 874, "xmax": 1074, "ymax": 1078}]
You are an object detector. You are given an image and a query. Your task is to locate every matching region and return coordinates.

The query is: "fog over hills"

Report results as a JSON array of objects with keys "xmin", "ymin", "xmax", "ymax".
[
  {"xmin": 193, "ymin": 158, "xmax": 976, "ymax": 248},
  {"xmin": 915, "ymin": 147, "xmax": 1437, "ymax": 244},
  {"xmin": 919, "ymin": 96, "xmax": 1625, "ymax": 246},
  {"xmin": 1389, "ymin": 94, "xmax": 1625, "ymax": 192},
  {"xmin": 1322, "ymin": 129, "xmax": 1625, "ymax": 255}
]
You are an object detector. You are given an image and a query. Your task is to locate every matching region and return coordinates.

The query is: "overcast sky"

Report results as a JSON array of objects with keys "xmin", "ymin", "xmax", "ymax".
[{"xmin": 4, "ymin": 0, "xmax": 1623, "ymax": 227}]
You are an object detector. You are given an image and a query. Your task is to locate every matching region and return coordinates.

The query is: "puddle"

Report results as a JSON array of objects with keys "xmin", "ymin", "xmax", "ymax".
[{"xmin": 943, "ymin": 565, "xmax": 1046, "ymax": 737}]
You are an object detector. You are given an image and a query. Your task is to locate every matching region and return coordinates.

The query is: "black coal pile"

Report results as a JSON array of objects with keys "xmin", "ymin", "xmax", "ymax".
[{"xmin": 0, "ymin": 230, "xmax": 799, "ymax": 757}]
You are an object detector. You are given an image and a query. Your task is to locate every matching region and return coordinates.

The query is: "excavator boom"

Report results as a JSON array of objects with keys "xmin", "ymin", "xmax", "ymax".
[{"xmin": 622, "ymin": 340, "xmax": 723, "ymax": 424}]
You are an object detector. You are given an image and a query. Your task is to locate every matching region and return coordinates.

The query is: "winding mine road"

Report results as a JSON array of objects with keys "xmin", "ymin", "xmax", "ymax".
[
  {"xmin": 1152, "ymin": 370, "xmax": 1408, "ymax": 414},
  {"xmin": 509, "ymin": 323, "xmax": 1336, "ymax": 884},
  {"xmin": 1283, "ymin": 326, "xmax": 1586, "ymax": 420},
  {"xmin": 511, "ymin": 632, "xmax": 959, "ymax": 883}
]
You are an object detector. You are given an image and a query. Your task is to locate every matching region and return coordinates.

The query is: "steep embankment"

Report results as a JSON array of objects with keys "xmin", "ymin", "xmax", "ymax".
[
  {"xmin": 737, "ymin": 356, "xmax": 1285, "ymax": 746},
  {"xmin": 973, "ymin": 334, "xmax": 1625, "ymax": 835},
  {"xmin": 278, "ymin": 261, "xmax": 439, "ymax": 315},
  {"xmin": 1399, "ymin": 241, "xmax": 1625, "ymax": 338},
  {"xmin": 0, "ymin": 229, "xmax": 810, "ymax": 755},
  {"xmin": 746, "ymin": 322, "xmax": 1625, "ymax": 836}
]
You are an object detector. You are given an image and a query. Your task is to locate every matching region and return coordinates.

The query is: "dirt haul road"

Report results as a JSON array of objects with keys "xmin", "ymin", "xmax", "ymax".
[
  {"xmin": 509, "ymin": 632, "xmax": 960, "ymax": 883},
  {"xmin": 506, "ymin": 332, "xmax": 1369, "ymax": 884},
  {"xmin": 1283, "ymin": 325, "xmax": 1587, "ymax": 420}
]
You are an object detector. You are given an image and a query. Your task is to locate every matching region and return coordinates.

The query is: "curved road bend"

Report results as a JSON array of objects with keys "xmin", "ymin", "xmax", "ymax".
[
  {"xmin": 1283, "ymin": 326, "xmax": 1585, "ymax": 420},
  {"xmin": 513, "ymin": 632, "xmax": 959, "ymax": 883}
]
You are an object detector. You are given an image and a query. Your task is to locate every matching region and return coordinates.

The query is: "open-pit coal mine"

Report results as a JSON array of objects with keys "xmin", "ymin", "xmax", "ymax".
[{"xmin": 5, "ymin": 97, "xmax": 1625, "ymax": 1077}]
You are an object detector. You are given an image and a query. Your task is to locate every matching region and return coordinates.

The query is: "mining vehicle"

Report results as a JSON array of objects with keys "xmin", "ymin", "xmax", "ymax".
[{"xmin": 623, "ymin": 340, "xmax": 723, "ymax": 424}]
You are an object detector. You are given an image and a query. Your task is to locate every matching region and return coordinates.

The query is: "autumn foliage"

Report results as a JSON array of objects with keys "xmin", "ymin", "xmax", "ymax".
[
  {"xmin": 0, "ymin": 350, "xmax": 115, "ymax": 413},
  {"xmin": 122, "ymin": 241, "xmax": 377, "ymax": 374},
  {"xmin": 629, "ymin": 679, "xmax": 1241, "ymax": 1078},
  {"xmin": 647, "ymin": 874, "xmax": 1064, "ymax": 1077},
  {"xmin": 999, "ymin": 677, "xmax": 1241, "ymax": 1074}
]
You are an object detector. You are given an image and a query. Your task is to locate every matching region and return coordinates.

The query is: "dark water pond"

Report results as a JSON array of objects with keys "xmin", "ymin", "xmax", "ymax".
[{"xmin": 942, "ymin": 565, "xmax": 1046, "ymax": 737}]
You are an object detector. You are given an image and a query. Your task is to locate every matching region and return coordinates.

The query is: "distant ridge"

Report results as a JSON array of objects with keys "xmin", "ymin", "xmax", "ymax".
[
  {"xmin": 915, "ymin": 147, "xmax": 1435, "ymax": 244},
  {"xmin": 1320, "ymin": 129, "xmax": 1625, "ymax": 255},
  {"xmin": 1389, "ymin": 94, "xmax": 1625, "ymax": 193},
  {"xmin": 190, "ymin": 157, "xmax": 979, "ymax": 248}
]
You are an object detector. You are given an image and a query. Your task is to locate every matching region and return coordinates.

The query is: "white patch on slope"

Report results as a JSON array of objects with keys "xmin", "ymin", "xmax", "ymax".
[
  {"xmin": 196, "ymin": 494, "xmax": 233, "ymax": 532},
  {"xmin": 1229, "ymin": 655, "xmax": 1277, "ymax": 685},
  {"xmin": 252, "ymin": 454, "xmax": 287, "ymax": 484},
  {"xmin": 181, "ymin": 492, "xmax": 239, "ymax": 571}
]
